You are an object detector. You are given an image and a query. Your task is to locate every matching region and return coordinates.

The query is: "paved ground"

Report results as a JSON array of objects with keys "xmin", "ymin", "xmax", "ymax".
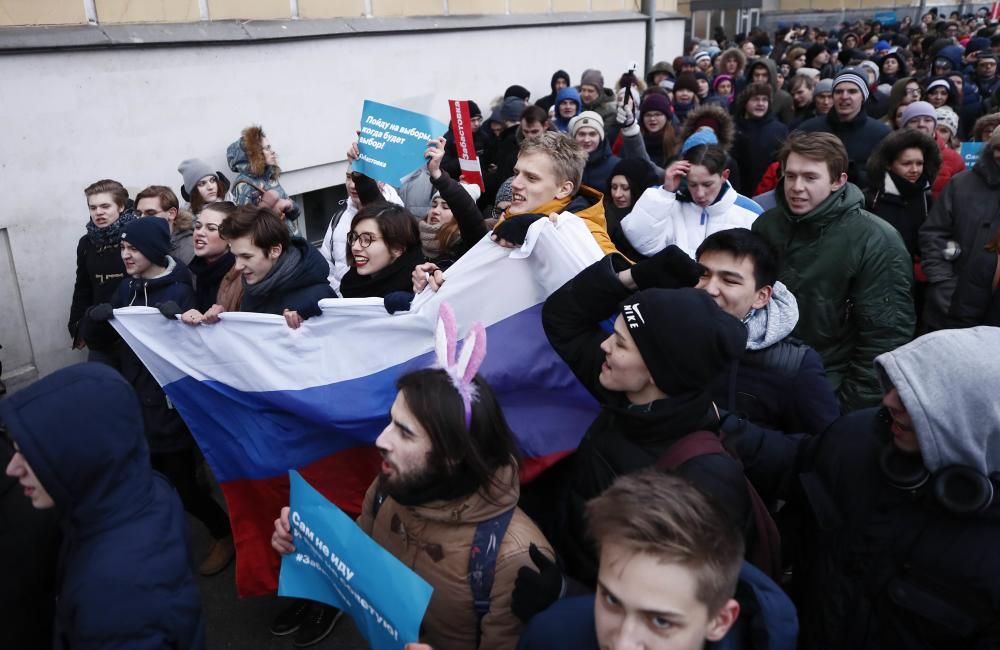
[{"xmin": 189, "ymin": 494, "xmax": 370, "ymax": 649}]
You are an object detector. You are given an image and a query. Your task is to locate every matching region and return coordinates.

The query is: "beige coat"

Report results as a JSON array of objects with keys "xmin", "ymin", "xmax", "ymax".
[{"xmin": 356, "ymin": 465, "xmax": 553, "ymax": 650}]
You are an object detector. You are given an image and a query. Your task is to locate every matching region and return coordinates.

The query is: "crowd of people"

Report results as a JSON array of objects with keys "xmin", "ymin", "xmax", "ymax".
[{"xmin": 4, "ymin": 8, "xmax": 1000, "ymax": 650}]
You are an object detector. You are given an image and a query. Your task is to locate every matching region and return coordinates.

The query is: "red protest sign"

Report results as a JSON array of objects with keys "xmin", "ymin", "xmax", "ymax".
[{"xmin": 449, "ymin": 99, "xmax": 485, "ymax": 192}]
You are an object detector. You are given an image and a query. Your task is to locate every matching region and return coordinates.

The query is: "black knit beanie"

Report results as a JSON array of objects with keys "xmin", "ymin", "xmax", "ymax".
[
  {"xmin": 619, "ymin": 288, "xmax": 747, "ymax": 395},
  {"xmin": 122, "ymin": 217, "xmax": 171, "ymax": 268}
]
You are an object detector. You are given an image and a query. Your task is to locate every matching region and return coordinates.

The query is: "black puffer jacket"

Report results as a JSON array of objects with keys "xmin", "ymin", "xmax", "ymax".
[
  {"xmin": 68, "ymin": 235, "xmax": 127, "ymax": 346},
  {"xmin": 795, "ymin": 408, "xmax": 1000, "ymax": 649},
  {"xmin": 542, "ymin": 256, "xmax": 751, "ymax": 586}
]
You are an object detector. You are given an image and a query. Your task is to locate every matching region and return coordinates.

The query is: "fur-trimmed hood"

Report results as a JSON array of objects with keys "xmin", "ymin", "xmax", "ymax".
[
  {"xmin": 718, "ymin": 48, "xmax": 747, "ymax": 75},
  {"xmin": 227, "ymin": 125, "xmax": 280, "ymax": 179},
  {"xmin": 866, "ymin": 129, "xmax": 942, "ymax": 196},
  {"xmin": 973, "ymin": 112, "xmax": 1000, "ymax": 142},
  {"xmin": 677, "ymin": 103, "xmax": 735, "ymax": 152}
]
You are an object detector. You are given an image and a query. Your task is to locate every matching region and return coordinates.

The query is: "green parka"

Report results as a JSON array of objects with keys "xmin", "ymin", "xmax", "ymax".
[{"xmin": 752, "ymin": 182, "xmax": 915, "ymax": 411}]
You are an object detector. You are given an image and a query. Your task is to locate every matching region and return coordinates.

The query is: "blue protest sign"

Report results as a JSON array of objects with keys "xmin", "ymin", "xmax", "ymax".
[
  {"xmin": 354, "ymin": 100, "xmax": 448, "ymax": 186},
  {"xmin": 874, "ymin": 11, "xmax": 897, "ymax": 24},
  {"xmin": 279, "ymin": 471, "xmax": 434, "ymax": 650},
  {"xmin": 961, "ymin": 142, "xmax": 985, "ymax": 170}
]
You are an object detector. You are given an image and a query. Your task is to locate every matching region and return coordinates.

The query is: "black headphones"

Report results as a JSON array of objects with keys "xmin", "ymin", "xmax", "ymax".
[{"xmin": 879, "ymin": 444, "xmax": 1000, "ymax": 516}]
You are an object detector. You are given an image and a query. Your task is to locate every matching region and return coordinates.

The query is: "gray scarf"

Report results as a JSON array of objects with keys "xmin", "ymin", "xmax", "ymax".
[
  {"xmin": 744, "ymin": 281, "xmax": 799, "ymax": 351},
  {"xmin": 241, "ymin": 245, "xmax": 302, "ymax": 298}
]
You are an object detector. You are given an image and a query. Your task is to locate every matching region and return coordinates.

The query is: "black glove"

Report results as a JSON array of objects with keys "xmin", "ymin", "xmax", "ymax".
[
  {"xmin": 88, "ymin": 303, "xmax": 114, "ymax": 322},
  {"xmin": 511, "ymin": 543, "xmax": 564, "ymax": 623},
  {"xmin": 383, "ymin": 291, "xmax": 414, "ymax": 314},
  {"xmin": 629, "ymin": 244, "xmax": 705, "ymax": 290},
  {"xmin": 492, "ymin": 213, "xmax": 546, "ymax": 247},
  {"xmin": 352, "ymin": 172, "xmax": 382, "ymax": 206},
  {"xmin": 283, "ymin": 202, "xmax": 301, "ymax": 221},
  {"xmin": 157, "ymin": 301, "xmax": 182, "ymax": 320}
]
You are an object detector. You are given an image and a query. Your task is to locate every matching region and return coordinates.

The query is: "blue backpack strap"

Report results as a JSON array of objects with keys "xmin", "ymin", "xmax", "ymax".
[{"xmin": 468, "ymin": 508, "xmax": 516, "ymax": 646}]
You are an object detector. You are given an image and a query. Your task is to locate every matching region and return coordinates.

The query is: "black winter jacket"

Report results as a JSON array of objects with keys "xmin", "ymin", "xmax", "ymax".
[
  {"xmin": 68, "ymin": 235, "xmax": 126, "ymax": 345},
  {"xmin": 948, "ymin": 250, "xmax": 1000, "ymax": 327},
  {"xmin": 920, "ymin": 152, "xmax": 1000, "ymax": 329},
  {"xmin": 83, "ymin": 258, "xmax": 198, "ymax": 454},
  {"xmin": 798, "ymin": 109, "xmax": 892, "ymax": 190},
  {"xmin": 712, "ymin": 338, "xmax": 839, "ymax": 437},
  {"xmin": 795, "ymin": 408, "xmax": 1000, "ymax": 649},
  {"xmin": 733, "ymin": 113, "xmax": 788, "ymax": 197},
  {"xmin": 428, "ymin": 171, "xmax": 489, "ymax": 267},
  {"xmin": 580, "ymin": 141, "xmax": 620, "ymax": 196},
  {"xmin": 542, "ymin": 256, "xmax": 751, "ymax": 586}
]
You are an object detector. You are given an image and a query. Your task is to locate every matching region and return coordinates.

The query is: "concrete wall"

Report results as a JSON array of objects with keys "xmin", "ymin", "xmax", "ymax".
[{"xmin": 0, "ymin": 13, "xmax": 684, "ymax": 389}]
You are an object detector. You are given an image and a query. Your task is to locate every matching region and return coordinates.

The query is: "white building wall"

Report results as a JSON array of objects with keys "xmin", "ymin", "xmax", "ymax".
[{"xmin": 0, "ymin": 16, "xmax": 683, "ymax": 389}]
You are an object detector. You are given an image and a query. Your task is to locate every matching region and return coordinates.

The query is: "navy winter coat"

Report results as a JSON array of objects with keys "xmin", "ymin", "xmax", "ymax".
[
  {"xmin": 83, "ymin": 257, "xmax": 198, "ymax": 453},
  {"xmin": 239, "ymin": 238, "xmax": 336, "ymax": 317},
  {"xmin": 0, "ymin": 363, "xmax": 205, "ymax": 649},
  {"xmin": 580, "ymin": 141, "xmax": 620, "ymax": 196}
]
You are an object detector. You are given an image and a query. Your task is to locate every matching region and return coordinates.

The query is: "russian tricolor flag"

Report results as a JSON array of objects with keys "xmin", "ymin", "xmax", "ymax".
[{"xmin": 112, "ymin": 215, "xmax": 604, "ymax": 596}]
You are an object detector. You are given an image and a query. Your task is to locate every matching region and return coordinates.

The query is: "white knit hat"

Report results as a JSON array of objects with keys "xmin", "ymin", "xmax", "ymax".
[
  {"xmin": 568, "ymin": 111, "xmax": 605, "ymax": 141},
  {"xmin": 935, "ymin": 106, "xmax": 959, "ymax": 137}
]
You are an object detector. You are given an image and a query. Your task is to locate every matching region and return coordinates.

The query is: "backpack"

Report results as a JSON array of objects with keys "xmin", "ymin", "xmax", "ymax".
[
  {"xmin": 371, "ymin": 491, "xmax": 513, "ymax": 647},
  {"xmin": 657, "ymin": 430, "xmax": 783, "ymax": 581}
]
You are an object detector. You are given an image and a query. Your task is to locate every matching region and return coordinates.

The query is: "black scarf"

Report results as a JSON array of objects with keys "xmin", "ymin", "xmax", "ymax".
[
  {"xmin": 85, "ymin": 209, "xmax": 138, "ymax": 248},
  {"xmin": 607, "ymin": 389, "xmax": 718, "ymax": 450},
  {"xmin": 188, "ymin": 252, "xmax": 235, "ymax": 312},
  {"xmin": 888, "ymin": 171, "xmax": 929, "ymax": 198},
  {"xmin": 340, "ymin": 245, "xmax": 424, "ymax": 299}
]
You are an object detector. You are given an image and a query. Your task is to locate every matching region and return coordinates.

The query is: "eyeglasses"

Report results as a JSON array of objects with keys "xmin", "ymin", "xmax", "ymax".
[{"xmin": 347, "ymin": 231, "xmax": 380, "ymax": 248}]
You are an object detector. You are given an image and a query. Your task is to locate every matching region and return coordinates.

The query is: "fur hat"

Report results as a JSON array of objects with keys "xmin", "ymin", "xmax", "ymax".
[
  {"xmin": 569, "ymin": 111, "xmax": 605, "ymax": 141},
  {"xmin": 122, "ymin": 217, "xmax": 171, "ymax": 268},
  {"xmin": 619, "ymin": 288, "xmax": 747, "ymax": 395}
]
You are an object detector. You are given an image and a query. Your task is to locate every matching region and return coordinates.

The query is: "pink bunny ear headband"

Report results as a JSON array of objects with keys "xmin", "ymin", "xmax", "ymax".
[{"xmin": 435, "ymin": 303, "xmax": 487, "ymax": 429}]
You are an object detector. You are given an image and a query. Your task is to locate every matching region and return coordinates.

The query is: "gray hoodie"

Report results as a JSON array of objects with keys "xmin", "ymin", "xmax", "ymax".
[
  {"xmin": 875, "ymin": 326, "xmax": 1000, "ymax": 475},
  {"xmin": 744, "ymin": 281, "xmax": 798, "ymax": 351}
]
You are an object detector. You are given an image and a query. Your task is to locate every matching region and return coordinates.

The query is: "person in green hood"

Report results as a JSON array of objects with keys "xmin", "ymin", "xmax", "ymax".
[{"xmin": 752, "ymin": 131, "xmax": 915, "ymax": 412}]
